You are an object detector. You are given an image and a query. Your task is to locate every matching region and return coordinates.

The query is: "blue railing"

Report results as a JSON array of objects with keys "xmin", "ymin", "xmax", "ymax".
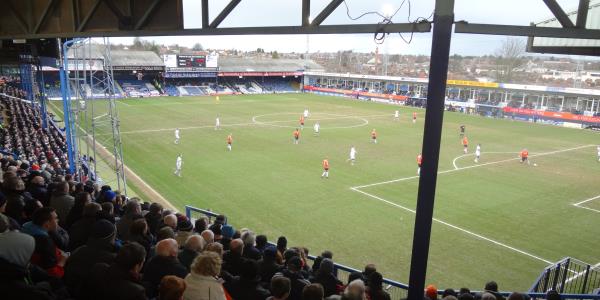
[{"xmin": 185, "ymin": 205, "xmax": 600, "ymax": 300}]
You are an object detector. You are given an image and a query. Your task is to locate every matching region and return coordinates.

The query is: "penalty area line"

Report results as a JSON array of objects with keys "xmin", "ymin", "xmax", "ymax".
[{"xmin": 350, "ymin": 187, "xmax": 554, "ymax": 265}]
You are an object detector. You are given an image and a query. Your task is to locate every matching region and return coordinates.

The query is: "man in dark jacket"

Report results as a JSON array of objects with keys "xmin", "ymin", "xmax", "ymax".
[
  {"xmin": 144, "ymin": 202, "xmax": 163, "ymax": 236},
  {"xmin": 117, "ymin": 199, "xmax": 143, "ymax": 241},
  {"xmin": 26, "ymin": 176, "xmax": 50, "ymax": 207},
  {"xmin": 475, "ymin": 281, "xmax": 506, "ymax": 300},
  {"xmin": 274, "ymin": 256, "xmax": 310, "ymax": 300},
  {"xmin": 310, "ymin": 258, "xmax": 342, "ymax": 298},
  {"xmin": 177, "ymin": 234, "xmax": 204, "ymax": 272},
  {"xmin": 242, "ymin": 230, "xmax": 262, "ymax": 260},
  {"xmin": 64, "ymin": 219, "xmax": 118, "ymax": 298},
  {"xmin": 222, "ymin": 238, "xmax": 247, "ymax": 276},
  {"xmin": 259, "ymin": 246, "xmax": 282, "ymax": 288},
  {"xmin": 49, "ymin": 181, "xmax": 74, "ymax": 226},
  {"xmin": 142, "ymin": 238, "xmax": 188, "ymax": 298},
  {"xmin": 21, "ymin": 206, "xmax": 67, "ymax": 278},
  {"xmin": 87, "ymin": 242, "xmax": 147, "ymax": 300},
  {"xmin": 68, "ymin": 202, "xmax": 102, "ymax": 250},
  {"xmin": 225, "ymin": 259, "xmax": 271, "ymax": 300}
]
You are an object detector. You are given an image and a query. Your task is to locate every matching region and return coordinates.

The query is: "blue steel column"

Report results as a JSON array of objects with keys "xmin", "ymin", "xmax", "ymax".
[
  {"xmin": 60, "ymin": 39, "xmax": 79, "ymax": 175},
  {"xmin": 406, "ymin": 1, "xmax": 454, "ymax": 300},
  {"xmin": 37, "ymin": 65, "xmax": 48, "ymax": 129}
]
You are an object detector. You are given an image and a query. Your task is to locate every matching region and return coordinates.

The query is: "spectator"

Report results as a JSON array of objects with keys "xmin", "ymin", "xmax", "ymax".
[
  {"xmin": 259, "ymin": 245, "xmax": 283, "ymax": 288},
  {"xmin": 220, "ymin": 224, "xmax": 234, "ymax": 250},
  {"xmin": 366, "ymin": 272, "xmax": 390, "ymax": 300},
  {"xmin": 99, "ymin": 201, "xmax": 116, "ymax": 224},
  {"xmin": 68, "ymin": 202, "xmax": 101, "ymax": 250},
  {"xmin": 426, "ymin": 284, "xmax": 438, "ymax": 300},
  {"xmin": 275, "ymin": 256, "xmax": 311, "ymax": 300},
  {"xmin": 21, "ymin": 206, "xmax": 67, "ymax": 278},
  {"xmin": 117, "ymin": 198, "xmax": 142, "ymax": 241},
  {"xmin": 3, "ymin": 174, "xmax": 27, "ymax": 224},
  {"xmin": 546, "ymin": 290, "xmax": 560, "ymax": 300},
  {"xmin": 0, "ymin": 190, "xmax": 20, "ymax": 230},
  {"xmin": 443, "ymin": 289, "xmax": 458, "ymax": 298},
  {"xmin": 256, "ymin": 234, "xmax": 268, "ymax": 253},
  {"xmin": 27, "ymin": 175, "xmax": 49, "ymax": 206},
  {"xmin": 342, "ymin": 279, "xmax": 367, "ymax": 300},
  {"xmin": 276, "ymin": 236, "xmax": 287, "ymax": 264},
  {"xmin": 477, "ymin": 281, "xmax": 505, "ymax": 300},
  {"xmin": 222, "ymin": 238, "xmax": 246, "ymax": 276},
  {"xmin": 129, "ymin": 218, "xmax": 154, "ymax": 260},
  {"xmin": 507, "ymin": 293, "xmax": 527, "ymax": 300},
  {"xmin": 145, "ymin": 202, "xmax": 163, "ymax": 236},
  {"xmin": 268, "ymin": 276, "xmax": 292, "ymax": 300},
  {"xmin": 65, "ymin": 191, "xmax": 91, "ymax": 229},
  {"xmin": 193, "ymin": 216, "xmax": 209, "ymax": 234},
  {"xmin": 201, "ymin": 229, "xmax": 215, "ymax": 244},
  {"xmin": 179, "ymin": 234, "xmax": 205, "ymax": 272},
  {"xmin": 225, "ymin": 258, "xmax": 271, "ymax": 299},
  {"xmin": 159, "ymin": 275, "xmax": 187, "ymax": 300},
  {"xmin": 481, "ymin": 293, "xmax": 497, "ymax": 300},
  {"xmin": 242, "ymin": 229, "xmax": 262, "ymax": 260},
  {"xmin": 143, "ymin": 238, "xmax": 188, "ymax": 298},
  {"xmin": 163, "ymin": 214, "xmax": 178, "ymax": 231},
  {"xmin": 157, "ymin": 226, "xmax": 176, "ymax": 241},
  {"xmin": 311, "ymin": 258, "xmax": 342, "ymax": 297},
  {"xmin": 0, "ymin": 216, "xmax": 52, "ymax": 300},
  {"xmin": 362, "ymin": 264, "xmax": 376, "ymax": 285},
  {"xmin": 64, "ymin": 219, "xmax": 118, "ymax": 297},
  {"xmin": 205, "ymin": 242, "xmax": 224, "ymax": 257},
  {"xmin": 303, "ymin": 283, "xmax": 325, "ymax": 300},
  {"xmin": 175, "ymin": 218, "xmax": 194, "ymax": 247},
  {"xmin": 183, "ymin": 251, "xmax": 227, "ymax": 300},
  {"xmin": 88, "ymin": 242, "xmax": 147, "ymax": 300},
  {"xmin": 49, "ymin": 181, "xmax": 74, "ymax": 225}
]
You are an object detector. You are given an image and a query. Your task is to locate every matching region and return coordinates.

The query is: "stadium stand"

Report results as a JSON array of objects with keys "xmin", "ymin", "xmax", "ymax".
[{"xmin": 117, "ymin": 79, "xmax": 160, "ymax": 97}]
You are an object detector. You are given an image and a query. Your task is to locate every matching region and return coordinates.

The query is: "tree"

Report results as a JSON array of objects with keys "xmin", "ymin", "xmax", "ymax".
[
  {"xmin": 192, "ymin": 43, "xmax": 204, "ymax": 51},
  {"xmin": 132, "ymin": 37, "xmax": 143, "ymax": 50},
  {"xmin": 494, "ymin": 37, "xmax": 526, "ymax": 83},
  {"xmin": 272, "ymin": 51, "xmax": 279, "ymax": 59}
]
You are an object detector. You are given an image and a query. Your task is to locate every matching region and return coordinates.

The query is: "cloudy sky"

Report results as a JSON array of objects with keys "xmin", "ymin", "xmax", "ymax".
[{"xmin": 110, "ymin": 0, "xmax": 584, "ymax": 56}]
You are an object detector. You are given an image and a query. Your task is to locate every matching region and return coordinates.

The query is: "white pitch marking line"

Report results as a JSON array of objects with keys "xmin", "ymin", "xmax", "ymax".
[
  {"xmin": 573, "ymin": 195, "xmax": 600, "ymax": 206},
  {"xmin": 353, "ymin": 145, "xmax": 595, "ymax": 190},
  {"xmin": 117, "ymin": 100, "xmax": 131, "ymax": 107},
  {"xmin": 573, "ymin": 204, "xmax": 600, "ymax": 214},
  {"xmin": 452, "ymin": 151, "xmax": 518, "ymax": 170},
  {"xmin": 351, "ymin": 187, "xmax": 554, "ymax": 264},
  {"xmin": 562, "ymin": 262, "xmax": 600, "ymax": 286}
]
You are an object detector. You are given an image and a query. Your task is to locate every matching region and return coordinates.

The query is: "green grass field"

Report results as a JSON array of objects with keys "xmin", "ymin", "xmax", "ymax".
[{"xmin": 52, "ymin": 93, "xmax": 600, "ymax": 291}]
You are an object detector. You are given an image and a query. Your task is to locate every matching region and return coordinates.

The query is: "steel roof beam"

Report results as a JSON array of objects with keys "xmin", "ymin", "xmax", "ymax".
[
  {"xmin": 455, "ymin": 21, "xmax": 600, "ymax": 39},
  {"xmin": 542, "ymin": 0, "xmax": 575, "ymax": 28},
  {"xmin": 576, "ymin": 0, "xmax": 590, "ymax": 28},
  {"xmin": 311, "ymin": 0, "xmax": 343, "ymax": 26},
  {"xmin": 302, "ymin": 0, "xmax": 311, "ymax": 27},
  {"xmin": 209, "ymin": 0, "xmax": 241, "ymax": 29}
]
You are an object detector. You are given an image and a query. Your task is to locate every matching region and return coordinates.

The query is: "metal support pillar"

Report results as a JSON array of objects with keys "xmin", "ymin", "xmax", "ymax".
[
  {"xmin": 60, "ymin": 38, "xmax": 79, "ymax": 175},
  {"xmin": 406, "ymin": 1, "xmax": 454, "ymax": 300},
  {"xmin": 36, "ymin": 65, "xmax": 48, "ymax": 128},
  {"xmin": 20, "ymin": 64, "xmax": 34, "ymax": 101}
]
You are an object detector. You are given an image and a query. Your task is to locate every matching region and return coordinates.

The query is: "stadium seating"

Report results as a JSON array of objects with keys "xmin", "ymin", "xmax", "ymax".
[{"xmin": 117, "ymin": 79, "xmax": 160, "ymax": 97}]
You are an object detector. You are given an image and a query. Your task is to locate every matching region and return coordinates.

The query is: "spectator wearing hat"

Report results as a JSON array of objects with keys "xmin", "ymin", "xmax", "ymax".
[
  {"xmin": 259, "ymin": 245, "xmax": 283, "ymax": 288},
  {"xmin": 274, "ymin": 256, "xmax": 311, "ymax": 300},
  {"xmin": 0, "ymin": 216, "xmax": 53, "ymax": 300},
  {"xmin": 68, "ymin": 202, "xmax": 102, "ymax": 250},
  {"xmin": 183, "ymin": 251, "xmax": 228, "ymax": 300},
  {"xmin": 310, "ymin": 258, "xmax": 342, "ymax": 298},
  {"xmin": 224, "ymin": 259, "xmax": 271, "ymax": 300},
  {"xmin": 64, "ymin": 219, "xmax": 118, "ymax": 297},
  {"xmin": 426, "ymin": 285, "xmax": 438, "ymax": 300},
  {"xmin": 242, "ymin": 230, "xmax": 262, "ymax": 261},
  {"xmin": 220, "ymin": 224, "xmax": 235, "ymax": 251},
  {"xmin": 87, "ymin": 242, "xmax": 147, "ymax": 300},
  {"xmin": 142, "ymin": 238, "xmax": 188, "ymax": 298},
  {"xmin": 21, "ymin": 206, "xmax": 67, "ymax": 278},
  {"xmin": 160, "ymin": 275, "xmax": 187, "ymax": 300},
  {"xmin": 49, "ymin": 181, "xmax": 74, "ymax": 226},
  {"xmin": 175, "ymin": 218, "xmax": 194, "ymax": 247},
  {"xmin": 366, "ymin": 272, "xmax": 390, "ymax": 300},
  {"xmin": 117, "ymin": 198, "xmax": 143, "ymax": 241},
  {"xmin": 178, "ymin": 235, "xmax": 206, "ymax": 272},
  {"xmin": 222, "ymin": 238, "xmax": 247, "ymax": 276}
]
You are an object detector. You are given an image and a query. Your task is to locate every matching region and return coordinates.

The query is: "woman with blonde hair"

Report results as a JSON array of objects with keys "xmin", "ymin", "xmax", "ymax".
[{"xmin": 183, "ymin": 251, "xmax": 227, "ymax": 300}]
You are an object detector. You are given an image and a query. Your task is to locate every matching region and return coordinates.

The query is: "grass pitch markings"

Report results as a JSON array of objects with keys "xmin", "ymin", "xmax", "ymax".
[
  {"xmin": 573, "ymin": 195, "xmax": 600, "ymax": 214},
  {"xmin": 350, "ymin": 144, "xmax": 596, "ymax": 265}
]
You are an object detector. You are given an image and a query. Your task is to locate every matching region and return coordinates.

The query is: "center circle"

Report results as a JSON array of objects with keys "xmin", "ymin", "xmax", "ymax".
[{"xmin": 252, "ymin": 112, "xmax": 369, "ymax": 129}]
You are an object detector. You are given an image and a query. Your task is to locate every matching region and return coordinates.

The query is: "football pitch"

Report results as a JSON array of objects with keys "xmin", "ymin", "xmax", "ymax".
[{"xmin": 51, "ymin": 93, "xmax": 600, "ymax": 290}]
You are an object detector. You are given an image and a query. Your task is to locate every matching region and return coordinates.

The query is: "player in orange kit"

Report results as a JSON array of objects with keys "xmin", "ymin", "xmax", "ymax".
[
  {"xmin": 321, "ymin": 158, "xmax": 329, "ymax": 178},
  {"xmin": 371, "ymin": 129, "xmax": 377, "ymax": 144},
  {"xmin": 412, "ymin": 112, "xmax": 417, "ymax": 124},
  {"xmin": 417, "ymin": 153, "xmax": 422, "ymax": 175},
  {"xmin": 299, "ymin": 115, "xmax": 305, "ymax": 129},
  {"xmin": 226, "ymin": 133, "xmax": 233, "ymax": 151},
  {"xmin": 293, "ymin": 128, "xmax": 300, "ymax": 144},
  {"xmin": 520, "ymin": 148, "xmax": 529, "ymax": 165},
  {"xmin": 462, "ymin": 136, "xmax": 469, "ymax": 154}
]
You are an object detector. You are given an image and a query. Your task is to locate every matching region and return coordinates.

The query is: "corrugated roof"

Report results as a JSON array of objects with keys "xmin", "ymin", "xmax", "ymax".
[
  {"xmin": 66, "ymin": 43, "xmax": 164, "ymax": 67},
  {"xmin": 532, "ymin": 0, "xmax": 600, "ymax": 48},
  {"xmin": 218, "ymin": 57, "xmax": 324, "ymax": 72}
]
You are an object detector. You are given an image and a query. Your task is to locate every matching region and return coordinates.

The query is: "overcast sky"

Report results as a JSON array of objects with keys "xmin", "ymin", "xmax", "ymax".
[{"xmin": 109, "ymin": 0, "xmax": 584, "ymax": 56}]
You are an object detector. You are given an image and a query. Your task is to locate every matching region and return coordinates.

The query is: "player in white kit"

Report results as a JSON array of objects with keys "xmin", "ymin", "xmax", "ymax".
[
  {"xmin": 304, "ymin": 108, "xmax": 309, "ymax": 118},
  {"xmin": 174, "ymin": 154, "xmax": 183, "ymax": 177},
  {"xmin": 174, "ymin": 128, "xmax": 180, "ymax": 144},
  {"xmin": 474, "ymin": 144, "xmax": 481, "ymax": 163},
  {"xmin": 347, "ymin": 146, "xmax": 357, "ymax": 165},
  {"xmin": 313, "ymin": 122, "xmax": 320, "ymax": 136},
  {"xmin": 394, "ymin": 110, "xmax": 399, "ymax": 121},
  {"xmin": 597, "ymin": 145, "xmax": 600, "ymax": 162},
  {"xmin": 215, "ymin": 116, "xmax": 221, "ymax": 130}
]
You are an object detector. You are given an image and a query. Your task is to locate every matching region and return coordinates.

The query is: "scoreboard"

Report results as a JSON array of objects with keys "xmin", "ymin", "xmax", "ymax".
[{"xmin": 177, "ymin": 55, "xmax": 206, "ymax": 68}]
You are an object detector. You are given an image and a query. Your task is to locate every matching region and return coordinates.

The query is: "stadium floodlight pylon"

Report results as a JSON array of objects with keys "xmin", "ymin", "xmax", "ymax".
[{"xmin": 60, "ymin": 37, "xmax": 127, "ymax": 195}]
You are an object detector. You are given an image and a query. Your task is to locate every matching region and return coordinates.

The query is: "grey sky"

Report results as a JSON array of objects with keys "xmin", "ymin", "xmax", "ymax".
[{"xmin": 110, "ymin": 0, "xmax": 583, "ymax": 56}]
